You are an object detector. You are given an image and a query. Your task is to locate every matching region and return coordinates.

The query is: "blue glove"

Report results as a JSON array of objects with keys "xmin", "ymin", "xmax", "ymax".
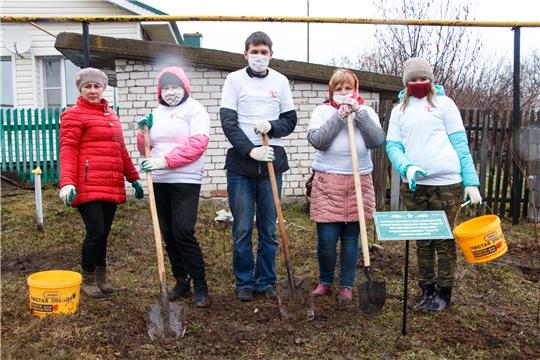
[
  {"xmin": 138, "ymin": 113, "xmax": 153, "ymax": 130},
  {"xmin": 131, "ymin": 180, "xmax": 144, "ymax": 199},
  {"xmin": 405, "ymin": 166, "xmax": 427, "ymax": 192}
]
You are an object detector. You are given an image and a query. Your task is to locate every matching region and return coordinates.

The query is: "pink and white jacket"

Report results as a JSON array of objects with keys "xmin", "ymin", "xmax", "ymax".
[{"xmin": 137, "ymin": 67, "xmax": 210, "ymax": 184}]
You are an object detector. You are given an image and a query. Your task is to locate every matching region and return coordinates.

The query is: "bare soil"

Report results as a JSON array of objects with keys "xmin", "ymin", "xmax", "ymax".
[{"xmin": 1, "ymin": 190, "xmax": 539, "ymax": 359}]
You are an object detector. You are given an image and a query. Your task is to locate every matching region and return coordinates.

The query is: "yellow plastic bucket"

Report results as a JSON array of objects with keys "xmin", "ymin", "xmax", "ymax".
[
  {"xmin": 27, "ymin": 270, "xmax": 82, "ymax": 317},
  {"xmin": 453, "ymin": 213, "xmax": 507, "ymax": 264}
]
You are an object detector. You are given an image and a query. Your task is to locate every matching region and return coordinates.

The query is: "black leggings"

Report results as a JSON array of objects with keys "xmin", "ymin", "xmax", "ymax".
[
  {"xmin": 77, "ymin": 201, "xmax": 117, "ymax": 272},
  {"xmin": 153, "ymin": 182, "xmax": 206, "ymax": 282}
]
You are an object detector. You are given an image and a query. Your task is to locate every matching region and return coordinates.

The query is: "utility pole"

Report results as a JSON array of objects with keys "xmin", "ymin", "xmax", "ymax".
[{"xmin": 307, "ymin": 0, "xmax": 310, "ymax": 63}]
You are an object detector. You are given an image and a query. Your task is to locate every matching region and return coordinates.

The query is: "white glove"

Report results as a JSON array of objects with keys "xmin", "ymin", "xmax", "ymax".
[
  {"xmin": 464, "ymin": 186, "xmax": 482, "ymax": 205},
  {"xmin": 405, "ymin": 166, "xmax": 427, "ymax": 192},
  {"xmin": 249, "ymin": 146, "xmax": 275, "ymax": 162},
  {"xmin": 141, "ymin": 158, "xmax": 168, "ymax": 172},
  {"xmin": 254, "ymin": 121, "xmax": 272, "ymax": 135},
  {"xmin": 59, "ymin": 185, "xmax": 76, "ymax": 206}
]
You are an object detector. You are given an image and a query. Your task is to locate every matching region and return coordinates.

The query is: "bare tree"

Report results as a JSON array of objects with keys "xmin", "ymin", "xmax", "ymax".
[
  {"xmin": 329, "ymin": 0, "xmax": 539, "ymax": 111},
  {"xmin": 458, "ymin": 50, "xmax": 540, "ymax": 109},
  {"xmin": 330, "ymin": 0, "xmax": 482, "ymax": 87}
]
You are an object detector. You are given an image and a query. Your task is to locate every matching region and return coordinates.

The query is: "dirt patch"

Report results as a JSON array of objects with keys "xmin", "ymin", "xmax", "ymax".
[
  {"xmin": 1, "ymin": 249, "xmax": 79, "ymax": 276},
  {"xmin": 2, "ymin": 191, "xmax": 540, "ymax": 359}
]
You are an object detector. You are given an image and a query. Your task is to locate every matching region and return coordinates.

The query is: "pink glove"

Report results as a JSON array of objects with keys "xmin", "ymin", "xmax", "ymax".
[
  {"xmin": 342, "ymin": 97, "xmax": 360, "ymax": 112},
  {"xmin": 338, "ymin": 98, "xmax": 360, "ymax": 119}
]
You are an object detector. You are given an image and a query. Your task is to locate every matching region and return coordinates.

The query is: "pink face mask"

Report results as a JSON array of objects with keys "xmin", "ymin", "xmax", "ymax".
[{"xmin": 407, "ymin": 81, "xmax": 431, "ymax": 99}]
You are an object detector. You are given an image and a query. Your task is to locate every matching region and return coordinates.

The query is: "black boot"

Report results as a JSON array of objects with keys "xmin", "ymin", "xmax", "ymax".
[
  {"xmin": 193, "ymin": 279, "xmax": 210, "ymax": 308},
  {"xmin": 412, "ymin": 282, "xmax": 436, "ymax": 310},
  {"xmin": 425, "ymin": 286, "xmax": 452, "ymax": 311},
  {"xmin": 168, "ymin": 278, "xmax": 191, "ymax": 301}
]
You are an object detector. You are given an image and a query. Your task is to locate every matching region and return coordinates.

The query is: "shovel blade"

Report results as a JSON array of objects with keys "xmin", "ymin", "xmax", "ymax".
[
  {"xmin": 146, "ymin": 302, "xmax": 186, "ymax": 341},
  {"xmin": 276, "ymin": 276, "xmax": 315, "ymax": 321},
  {"xmin": 358, "ymin": 279, "xmax": 386, "ymax": 314}
]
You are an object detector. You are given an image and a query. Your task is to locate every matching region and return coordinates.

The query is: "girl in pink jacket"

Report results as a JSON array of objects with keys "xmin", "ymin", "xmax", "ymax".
[{"xmin": 137, "ymin": 67, "xmax": 211, "ymax": 308}]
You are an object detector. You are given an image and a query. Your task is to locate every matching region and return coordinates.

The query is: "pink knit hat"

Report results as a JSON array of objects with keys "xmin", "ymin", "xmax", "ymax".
[{"xmin": 75, "ymin": 67, "xmax": 108, "ymax": 91}]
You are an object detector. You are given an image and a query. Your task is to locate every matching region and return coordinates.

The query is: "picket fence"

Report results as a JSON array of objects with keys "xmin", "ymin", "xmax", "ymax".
[{"xmin": 1, "ymin": 108, "xmax": 62, "ymax": 185}]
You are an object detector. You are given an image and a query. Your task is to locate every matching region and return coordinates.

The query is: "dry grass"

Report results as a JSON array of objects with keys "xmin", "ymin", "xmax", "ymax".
[{"xmin": 1, "ymin": 188, "xmax": 539, "ymax": 359}]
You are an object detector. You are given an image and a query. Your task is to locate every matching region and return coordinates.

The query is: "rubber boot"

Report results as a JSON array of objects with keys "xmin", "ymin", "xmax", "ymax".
[
  {"xmin": 193, "ymin": 278, "xmax": 210, "ymax": 308},
  {"xmin": 95, "ymin": 266, "xmax": 116, "ymax": 295},
  {"xmin": 312, "ymin": 284, "xmax": 332, "ymax": 297},
  {"xmin": 425, "ymin": 286, "xmax": 452, "ymax": 311},
  {"xmin": 81, "ymin": 270, "xmax": 106, "ymax": 299},
  {"xmin": 412, "ymin": 282, "xmax": 436, "ymax": 310}
]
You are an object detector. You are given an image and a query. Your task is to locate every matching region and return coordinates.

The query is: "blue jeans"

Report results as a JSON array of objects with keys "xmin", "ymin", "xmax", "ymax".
[
  {"xmin": 316, "ymin": 222, "xmax": 360, "ymax": 289},
  {"xmin": 227, "ymin": 172, "xmax": 281, "ymax": 292}
]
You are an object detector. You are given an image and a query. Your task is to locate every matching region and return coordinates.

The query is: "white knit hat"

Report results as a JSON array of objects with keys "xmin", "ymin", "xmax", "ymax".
[
  {"xmin": 402, "ymin": 58, "xmax": 434, "ymax": 86},
  {"xmin": 75, "ymin": 67, "xmax": 108, "ymax": 91}
]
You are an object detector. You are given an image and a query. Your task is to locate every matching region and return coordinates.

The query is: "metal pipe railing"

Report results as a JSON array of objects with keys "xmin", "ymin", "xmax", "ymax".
[{"xmin": 1, "ymin": 15, "xmax": 539, "ymax": 28}]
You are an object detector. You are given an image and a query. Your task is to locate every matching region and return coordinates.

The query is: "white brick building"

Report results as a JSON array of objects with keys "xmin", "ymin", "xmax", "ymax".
[{"xmin": 55, "ymin": 32, "xmax": 402, "ymax": 199}]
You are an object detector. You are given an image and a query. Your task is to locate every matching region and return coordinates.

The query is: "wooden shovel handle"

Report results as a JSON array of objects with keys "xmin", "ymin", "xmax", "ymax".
[
  {"xmin": 346, "ymin": 114, "xmax": 371, "ymax": 267},
  {"xmin": 144, "ymin": 125, "xmax": 167, "ymax": 284},
  {"xmin": 262, "ymin": 134, "xmax": 296, "ymax": 284}
]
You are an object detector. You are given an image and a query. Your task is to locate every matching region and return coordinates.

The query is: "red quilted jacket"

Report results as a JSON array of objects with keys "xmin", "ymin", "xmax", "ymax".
[{"xmin": 59, "ymin": 96, "xmax": 139, "ymax": 207}]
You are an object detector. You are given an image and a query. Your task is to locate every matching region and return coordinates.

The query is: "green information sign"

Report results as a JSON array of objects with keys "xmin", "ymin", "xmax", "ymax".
[{"xmin": 373, "ymin": 211, "xmax": 453, "ymax": 241}]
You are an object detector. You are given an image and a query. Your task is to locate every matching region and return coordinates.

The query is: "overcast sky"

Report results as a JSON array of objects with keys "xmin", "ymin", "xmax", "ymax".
[{"xmin": 139, "ymin": 0, "xmax": 539, "ymax": 65}]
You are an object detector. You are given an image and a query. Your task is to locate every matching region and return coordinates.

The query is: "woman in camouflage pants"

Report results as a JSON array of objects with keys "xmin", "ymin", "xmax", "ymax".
[{"xmin": 386, "ymin": 58, "xmax": 482, "ymax": 311}]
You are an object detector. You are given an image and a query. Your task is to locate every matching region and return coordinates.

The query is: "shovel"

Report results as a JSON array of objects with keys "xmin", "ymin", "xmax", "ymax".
[
  {"xmin": 262, "ymin": 134, "xmax": 314, "ymax": 321},
  {"xmin": 346, "ymin": 114, "xmax": 386, "ymax": 314},
  {"xmin": 143, "ymin": 125, "xmax": 186, "ymax": 340}
]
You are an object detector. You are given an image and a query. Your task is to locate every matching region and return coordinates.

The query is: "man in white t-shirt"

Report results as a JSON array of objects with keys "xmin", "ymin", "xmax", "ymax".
[{"xmin": 220, "ymin": 31, "xmax": 297, "ymax": 301}]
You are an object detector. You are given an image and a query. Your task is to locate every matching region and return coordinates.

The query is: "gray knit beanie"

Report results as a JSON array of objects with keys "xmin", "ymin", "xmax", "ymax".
[
  {"xmin": 75, "ymin": 67, "xmax": 108, "ymax": 91},
  {"xmin": 402, "ymin": 58, "xmax": 434, "ymax": 86}
]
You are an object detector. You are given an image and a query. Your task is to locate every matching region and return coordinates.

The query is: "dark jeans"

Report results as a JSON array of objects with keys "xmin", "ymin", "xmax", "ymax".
[
  {"xmin": 227, "ymin": 172, "xmax": 281, "ymax": 292},
  {"xmin": 77, "ymin": 201, "xmax": 117, "ymax": 272},
  {"xmin": 153, "ymin": 182, "xmax": 206, "ymax": 282}
]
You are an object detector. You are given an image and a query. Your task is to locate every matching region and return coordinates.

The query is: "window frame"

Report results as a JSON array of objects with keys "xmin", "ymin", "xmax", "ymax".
[
  {"xmin": 39, "ymin": 56, "xmax": 68, "ymax": 109},
  {"xmin": 1, "ymin": 55, "xmax": 17, "ymax": 108}
]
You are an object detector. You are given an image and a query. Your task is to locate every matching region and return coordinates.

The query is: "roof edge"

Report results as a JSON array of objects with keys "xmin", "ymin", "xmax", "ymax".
[{"xmin": 54, "ymin": 32, "xmax": 402, "ymax": 99}]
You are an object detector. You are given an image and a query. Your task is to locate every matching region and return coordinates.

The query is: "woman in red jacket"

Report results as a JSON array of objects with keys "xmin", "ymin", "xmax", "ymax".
[{"xmin": 59, "ymin": 67, "xmax": 144, "ymax": 299}]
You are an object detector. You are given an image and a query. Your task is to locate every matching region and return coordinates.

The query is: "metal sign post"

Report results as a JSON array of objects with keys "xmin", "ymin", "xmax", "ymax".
[{"xmin": 373, "ymin": 211, "xmax": 453, "ymax": 335}]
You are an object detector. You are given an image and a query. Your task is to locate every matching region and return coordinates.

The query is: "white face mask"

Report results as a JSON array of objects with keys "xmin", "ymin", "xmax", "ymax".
[
  {"xmin": 332, "ymin": 94, "xmax": 353, "ymax": 105},
  {"xmin": 161, "ymin": 88, "xmax": 185, "ymax": 106},
  {"xmin": 248, "ymin": 54, "xmax": 270, "ymax": 73}
]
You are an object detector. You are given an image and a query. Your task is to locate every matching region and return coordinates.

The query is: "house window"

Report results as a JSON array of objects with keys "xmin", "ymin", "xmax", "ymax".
[
  {"xmin": 41, "ymin": 58, "xmax": 81, "ymax": 108},
  {"xmin": 1, "ymin": 56, "xmax": 14, "ymax": 107},
  {"xmin": 43, "ymin": 59, "xmax": 62, "ymax": 108},
  {"xmin": 65, "ymin": 60, "xmax": 80, "ymax": 106}
]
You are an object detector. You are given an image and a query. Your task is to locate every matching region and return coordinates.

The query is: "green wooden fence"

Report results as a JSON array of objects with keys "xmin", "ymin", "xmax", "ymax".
[{"xmin": 1, "ymin": 108, "xmax": 62, "ymax": 185}]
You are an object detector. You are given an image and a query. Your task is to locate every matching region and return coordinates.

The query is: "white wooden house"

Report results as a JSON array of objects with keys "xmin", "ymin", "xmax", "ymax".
[{"xmin": 1, "ymin": 0, "xmax": 183, "ymax": 110}]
